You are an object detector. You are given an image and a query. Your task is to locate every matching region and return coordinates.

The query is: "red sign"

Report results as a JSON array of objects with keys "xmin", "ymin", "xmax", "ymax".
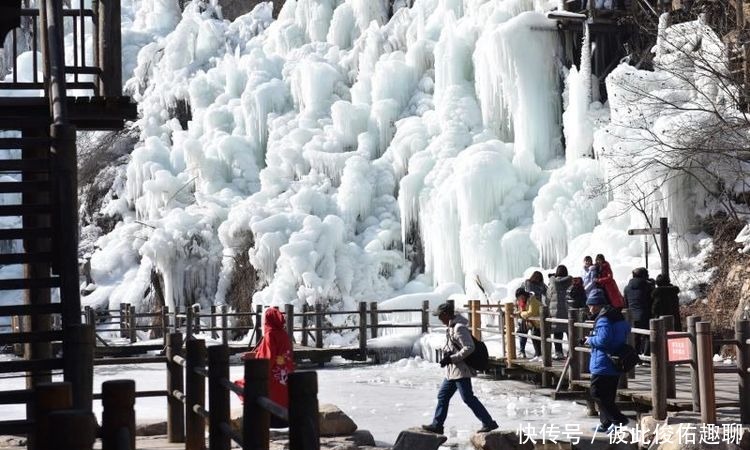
[{"xmin": 667, "ymin": 332, "xmax": 692, "ymax": 362}]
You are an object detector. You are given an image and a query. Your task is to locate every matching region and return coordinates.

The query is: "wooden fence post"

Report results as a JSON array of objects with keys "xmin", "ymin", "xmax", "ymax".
[
  {"xmin": 650, "ymin": 317, "xmax": 668, "ymax": 420},
  {"xmin": 128, "ymin": 303, "xmax": 136, "ymax": 344},
  {"xmin": 470, "ymin": 300, "xmax": 481, "ymax": 339},
  {"xmin": 660, "ymin": 315, "xmax": 676, "ymax": 398},
  {"xmin": 504, "ymin": 302, "xmax": 516, "ymax": 365},
  {"xmin": 162, "ymin": 306, "xmax": 170, "ymax": 340},
  {"xmin": 567, "ymin": 307, "xmax": 580, "ymax": 383},
  {"xmin": 101, "ymin": 379, "xmax": 135, "ymax": 450},
  {"xmin": 302, "ymin": 304, "xmax": 309, "ymax": 347},
  {"xmin": 220, "ymin": 305, "xmax": 229, "ymax": 345},
  {"xmin": 255, "ymin": 304, "xmax": 263, "ymax": 347},
  {"xmin": 285, "ymin": 304, "xmax": 295, "ymax": 344},
  {"xmin": 119, "ymin": 303, "xmax": 127, "ymax": 338},
  {"xmin": 314, "ymin": 304, "xmax": 323, "ymax": 349},
  {"xmin": 369, "ymin": 302, "xmax": 378, "ymax": 339},
  {"xmin": 359, "ymin": 302, "xmax": 367, "ymax": 360},
  {"xmin": 688, "ymin": 315, "xmax": 701, "ymax": 412},
  {"xmin": 167, "ymin": 332, "xmax": 185, "ymax": 443},
  {"xmin": 84, "ymin": 306, "xmax": 94, "ymax": 326},
  {"xmin": 65, "ymin": 324, "xmax": 94, "ymax": 411},
  {"xmin": 243, "ymin": 359, "xmax": 270, "ymax": 450},
  {"xmin": 696, "ymin": 321, "xmax": 716, "ymax": 424},
  {"xmin": 288, "ymin": 371, "xmax": 320, "ymax": 450},
  {"xmin": 47, "ymin": 410, "xmax": 96, "ymax": 450},
  {"xmin": 736, "ymin": 319, "xmax": 750, "ymax": 424},
  {"xmin": 98, "ymin": 0, "xmax": 122, "ymax": 98},
  {"xmin": 33, "ymin": 382, "xmax": 73, "ymax": 450},
  {"xmin": 623, "ymin": 308, "xmax": 635, "ymax": 382},
  {"xmin": 208, "ymin": 345, "xmax": 230, "ymax": 450},
  {"xmin": 211, "ymin": 305, "xmax": 218, "ymax": 340},
  {"xmin": 185, "ymin": 338, "xmax": 206, "ymax": 450},
  {"xmin": 421, "ymin": 300, "xmax": 429, "ymax": 334},
  {"xmin": 540, "ymin": 305, "xmax": 551, "ymax": 387}
]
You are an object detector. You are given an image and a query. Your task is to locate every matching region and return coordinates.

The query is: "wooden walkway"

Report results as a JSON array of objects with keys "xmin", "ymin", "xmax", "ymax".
[{"xmin": 499, "ymin": 358, "xmax": 740, "ymax": 411}]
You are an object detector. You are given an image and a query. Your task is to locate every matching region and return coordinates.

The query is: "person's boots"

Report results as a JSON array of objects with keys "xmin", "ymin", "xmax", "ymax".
[
  {"xmin": 478, "ymin": 421, "xmax": 499, "ymax": 433},
  {"xmin": 421, "ymin": 424, "xmax": 444, "ymax": 434}
]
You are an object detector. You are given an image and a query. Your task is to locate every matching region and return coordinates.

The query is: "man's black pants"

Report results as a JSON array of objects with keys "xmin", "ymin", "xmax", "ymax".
[{"xmin": 590, "ymin": 374, "xmax": 628, "ymax": 427}]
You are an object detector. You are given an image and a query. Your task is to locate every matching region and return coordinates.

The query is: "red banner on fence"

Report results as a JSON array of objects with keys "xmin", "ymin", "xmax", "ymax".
[{"xmin": 667, "ymin": 332, "xmax": 691, "ymax": 362}]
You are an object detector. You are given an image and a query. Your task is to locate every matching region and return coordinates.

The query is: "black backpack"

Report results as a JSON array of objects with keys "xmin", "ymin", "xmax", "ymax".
[
  {"xmin": 607, "ymin": 343, "xmax": 640, "ymax": 372},
  {"xmin": 451, "ymin": 332, "xmax": 490, "ymax": 371}
]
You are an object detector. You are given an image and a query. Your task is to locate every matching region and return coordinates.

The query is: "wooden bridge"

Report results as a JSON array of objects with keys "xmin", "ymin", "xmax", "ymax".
[{"xmin": 461, "ymin": 300, "xmax": 750, "ymax": 425}]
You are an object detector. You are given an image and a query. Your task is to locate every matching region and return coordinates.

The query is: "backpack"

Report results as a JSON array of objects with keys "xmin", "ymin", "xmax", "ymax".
[
  {"xmin": 607, "ymin": 343, "xmax": 640, "ymax": 372},
  {"xmin": 465, "ymin": 336, "xmax": 490, "ymax": 371},
  {"xmin": 451, "ymin": 332, "xmax": 490, "ymax": 371}
]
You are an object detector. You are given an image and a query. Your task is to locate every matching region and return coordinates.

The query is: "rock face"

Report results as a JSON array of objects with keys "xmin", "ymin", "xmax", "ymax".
[
  {"xmin": 135, "ymin": 421, "xmax": 167, "ymax": 436},
  {"xmin": 319, "ymin": 404, "xmax": 358, "ymax": 437},
  {"xmin": 392, "ymin": 428, "xmax": 448, "ymax": 450},
  {"xmin": 470, "ymin": 430, "xmax": 533, "ymax": 450}
]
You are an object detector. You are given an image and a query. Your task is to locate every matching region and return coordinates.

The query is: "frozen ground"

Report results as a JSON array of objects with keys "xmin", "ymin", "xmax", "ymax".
[{"xmin": 0, "ymin": 355, "xmax": 596, "ymax": 447}]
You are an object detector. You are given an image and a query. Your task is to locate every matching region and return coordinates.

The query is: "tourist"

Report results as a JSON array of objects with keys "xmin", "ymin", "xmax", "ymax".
[
  {"xmin": 582, "ymin": 256, "xmax": 598, "ymax": 295},
  {"xmin": 422, "ymin": 303, "xmax": 499, "ymax": 435},
  {"xmin": 594, "ymin": 254, "xmax": 625, "ymax": 309},
  {"xmin": 652, "ymin": 274, "xmax": 682, "ymax": 331},
  {"xmin": 237, "ymin": 307, "xmax": 296, "ymax": 428},
  {"xmin": 623, "ymin": 267, "xmax": 653, "ymax": 354},
  {"xmin": 548, "ymin": 265, "xmax": 572, "ymax": 360},
  {"xmin": 566, "ymin": 277, "xmax": 587, "ymax": 309},
  {"xmin": 585, "ymin": 288, "xmax": 631, "ymax": 433},
  {"xmin": 516, "ymin": 287, "xmax": 542, "ymax": 360},
  {"xmin": 524, "ymin": 271, "xmax": 548, "ymax": 304}
]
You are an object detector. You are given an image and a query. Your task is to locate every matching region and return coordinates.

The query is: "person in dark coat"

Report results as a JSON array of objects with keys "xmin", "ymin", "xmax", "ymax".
[
  {"xmin": 524, "ymin": 271, "xmax": 548, "ymax": 305},
  {"xmin": 585, "ymin": 288, "xmax": 631, "ymax": 433},
  {"xmin": 548, "ymin": 265, "xmax": 572, "ymax": 359},
  {"xmin": 651, "ymin": 274, "xmax": 682, "ymax": 332},
  {"xmin": 623, "ymin": 267, "xmax": 653, "ymax": 355},
  {"xmin": 567, "ymin": 277, "xmax": 587, "ymax": 309}
]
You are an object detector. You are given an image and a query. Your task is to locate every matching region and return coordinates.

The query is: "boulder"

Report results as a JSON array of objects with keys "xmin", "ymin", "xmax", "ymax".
[
  {"xmin": 135, "ymin": 421, "xmax": 167, "ymax": 436},
  {"xmin": 470, "ymin": 430, "xmax": 534, "ymax": 450},
  {"xmin": 319, "ymin": 404, "xmax": 358, "ymax": 437},
  {"xmin": 640, "ymin": 415, "xmax": 665, "ymax": 447},
  {"xmin": 393, "ymin": 427, "xmax": 448, "ymax": 450}
]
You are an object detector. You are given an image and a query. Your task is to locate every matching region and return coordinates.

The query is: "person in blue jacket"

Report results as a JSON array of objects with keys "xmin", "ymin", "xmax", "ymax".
[{"xmin": 585, "ymin": 288, "xmax": 631, "ymax": 432}]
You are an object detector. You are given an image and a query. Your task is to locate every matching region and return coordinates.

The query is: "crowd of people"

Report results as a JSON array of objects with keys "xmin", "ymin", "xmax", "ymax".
[{"xmin": 514, "ymin": 253, "xmax": 682, "ymax": 360}]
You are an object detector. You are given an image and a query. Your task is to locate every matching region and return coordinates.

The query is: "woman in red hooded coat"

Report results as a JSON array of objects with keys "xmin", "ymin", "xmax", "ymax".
[
  {"xmin": 236, "ymin": 307, "xmax": 295, "ymax": 427},
  {"xmin": 594, "ymin": 254, "xmax": 626, "ymax": 309},
  {"xmin": 254, "ymin": 307, "xmax": 295, "ymax": 409}
]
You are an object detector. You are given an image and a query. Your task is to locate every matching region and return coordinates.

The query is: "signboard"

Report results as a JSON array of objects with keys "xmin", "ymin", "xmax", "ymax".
[
  {"xmin": 667, "ymin": 332, "xmax": 692, "ymax": 363},
  {"xmin": 627, "ymin": 227, "xmax": 668, "ymax": 236}
]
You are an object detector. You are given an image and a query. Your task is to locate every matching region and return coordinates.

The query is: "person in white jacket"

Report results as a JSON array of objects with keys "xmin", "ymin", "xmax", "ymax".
[{"xmin": 421, "ymin": 303, "xmax": 498, "ymax": 435}]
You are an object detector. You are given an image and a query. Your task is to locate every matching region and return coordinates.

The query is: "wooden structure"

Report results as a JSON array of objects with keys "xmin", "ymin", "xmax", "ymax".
[
  {"xmin": 0, "ymin": 0, "xmax": 135, "ymax": 438},
  {"xmin": 465, "ymin": 300, "xmax": 750, "ymax": 423}
]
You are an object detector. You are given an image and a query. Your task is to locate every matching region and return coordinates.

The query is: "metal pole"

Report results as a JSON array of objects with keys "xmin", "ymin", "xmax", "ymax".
[
  {"xmin": 660, "ymin": 217, "xmax": 669, "ymax": 282},
  {"xmin": 696, "ymin": 321, "xmax": 716, "ymax": 424},
  {"xmin": 688, "ymin": 315, "xmax": 701, "ymax": 412}
]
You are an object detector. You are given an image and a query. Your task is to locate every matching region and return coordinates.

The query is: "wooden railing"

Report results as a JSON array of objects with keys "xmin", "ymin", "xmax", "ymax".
[
  {"xmin": 79, "ymin": 301, "xmax": 432, "ymax": 363},
  {"xmin": 464, "ymin": 300, "xmax": 750, "ymax": 424},
  {"xmin": 0, "ymin": 2, "xmax": 121, "ymax": 97}
]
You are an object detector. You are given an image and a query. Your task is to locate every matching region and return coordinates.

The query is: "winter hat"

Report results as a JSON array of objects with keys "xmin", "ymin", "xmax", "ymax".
[
  {"xmin": 586, "ymin": 288, "xmax": 607, "ymax": 306},
  {"xmin": 432, "ymin": 302, "xmax": 454, "ymax": 316}
]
